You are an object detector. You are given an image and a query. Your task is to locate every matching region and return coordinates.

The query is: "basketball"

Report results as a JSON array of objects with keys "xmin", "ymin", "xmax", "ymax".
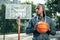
[{"xmin": 37, "ymin": 22, "xmax": 49, "ymax": 34}]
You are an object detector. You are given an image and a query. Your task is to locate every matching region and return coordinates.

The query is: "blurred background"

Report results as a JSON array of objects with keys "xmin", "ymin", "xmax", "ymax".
[{"xmin": 0, "ymin": 0, "xmax": 60, "ymax": 40}]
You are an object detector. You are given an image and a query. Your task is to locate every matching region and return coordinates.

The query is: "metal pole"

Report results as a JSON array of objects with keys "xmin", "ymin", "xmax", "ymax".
[
  {"xmin": 17, "ymin": 16, "xmax": 20, "ymax": 40},
  {"xmin": 3, "ymin": 34, "xmax": 5, "ymax": 40},
  {"xmin": 2, "ymin": 4, "xmax": 6, "ymax": 40}
]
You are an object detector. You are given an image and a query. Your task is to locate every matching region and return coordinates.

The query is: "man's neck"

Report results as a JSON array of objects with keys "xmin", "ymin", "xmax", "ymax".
[
  {"xmin": 40, "ymin": 13, "xmax": 43, "ymax": 19},
  {"xmin": 40, "ymin": 16, "xmax": 43, "ymax": 19}
]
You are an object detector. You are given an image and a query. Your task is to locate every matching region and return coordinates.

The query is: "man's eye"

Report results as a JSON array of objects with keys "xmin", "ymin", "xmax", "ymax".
[{"xmin": 37, "ymin": 8, "xmax": 39, "ymax": 10}]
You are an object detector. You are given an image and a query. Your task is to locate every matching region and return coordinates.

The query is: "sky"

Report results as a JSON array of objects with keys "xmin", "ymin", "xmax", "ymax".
[{"xmin": 21, "ymin": 0, "xmax": 46, "ymax": 4}]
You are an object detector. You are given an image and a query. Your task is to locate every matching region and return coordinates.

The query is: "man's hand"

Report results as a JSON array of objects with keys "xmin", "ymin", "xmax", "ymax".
[
  {"xmin": 48, "ymin": 28, "xmax": 50, "ymax": 31},
  {"xmin": 34, "ymin": 22, "xmax": 43, "ymax": 30},
  {"xmin": 34, "ymin": 23, "xmax": 38, "ymax": 30}
]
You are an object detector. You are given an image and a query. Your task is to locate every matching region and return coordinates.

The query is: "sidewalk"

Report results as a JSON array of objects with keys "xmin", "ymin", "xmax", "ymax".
[{"xmin": 0, "ymin": 31, "xmax": 60, "ymax": 40}]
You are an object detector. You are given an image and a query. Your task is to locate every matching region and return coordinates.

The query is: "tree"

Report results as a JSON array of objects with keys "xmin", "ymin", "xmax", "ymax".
[{"xmin": 46, "ymin": 0, "xmax": 60, "ymax": 31}]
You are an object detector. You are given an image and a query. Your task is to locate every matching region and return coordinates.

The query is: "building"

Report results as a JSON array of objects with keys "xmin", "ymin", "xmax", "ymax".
[{"xmin": 0, "ymin": 0, "xmax": 21, "ymax": 4}]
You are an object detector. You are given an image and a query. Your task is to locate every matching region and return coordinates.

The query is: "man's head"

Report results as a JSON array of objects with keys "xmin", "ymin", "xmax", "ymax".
[{"xmin": 36, "ymin": 4, "xmax": 45, "ymax": 18}]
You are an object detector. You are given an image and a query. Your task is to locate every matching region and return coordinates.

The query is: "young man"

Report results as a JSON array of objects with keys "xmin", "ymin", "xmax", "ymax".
[{"xmin": 26, "ymin": 4, "xmax": 56, "ymax": 40}]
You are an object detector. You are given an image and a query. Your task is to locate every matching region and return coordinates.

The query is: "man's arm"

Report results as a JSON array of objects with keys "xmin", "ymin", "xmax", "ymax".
[
  {"xmin": 26, "ymin": 19, "xmax": 34, "ymax": 34},
  {"xmin": 49, "ymin": 19, "xmax": 56, "ymax": 35}
]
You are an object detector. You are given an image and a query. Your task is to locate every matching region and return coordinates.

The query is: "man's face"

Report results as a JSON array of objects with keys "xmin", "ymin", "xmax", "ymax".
[{"xmin": 37, "ymin": 5, "xmax": 44, "ymax": 17}]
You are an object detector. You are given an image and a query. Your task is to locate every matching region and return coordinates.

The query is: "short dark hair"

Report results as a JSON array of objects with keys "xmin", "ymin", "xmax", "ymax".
[{"xmin": 36, "ymin": 4, "xmax": 44, "ymax": 10}]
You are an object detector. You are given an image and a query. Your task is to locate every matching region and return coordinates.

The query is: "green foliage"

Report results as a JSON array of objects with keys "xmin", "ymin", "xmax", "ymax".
[{"xmin": 46, "ymin": 0, "xmax": 60, "ymax": 31}]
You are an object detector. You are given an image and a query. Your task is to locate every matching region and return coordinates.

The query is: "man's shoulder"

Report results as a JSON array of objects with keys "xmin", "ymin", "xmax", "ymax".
[
  {"xmin": 29, "ymin": 16, "xmax": 37, "ymax": 22},
  {"xmin": 46, "ymin": 16, "xmax": 51, "ymax": 19},
  {"xmin": 31, "ymin": 16, "xmax": 37, "ymax": 20},
  {"xmin": 32, "ymin": 16, "xmax": 37, "ymax": 19}
]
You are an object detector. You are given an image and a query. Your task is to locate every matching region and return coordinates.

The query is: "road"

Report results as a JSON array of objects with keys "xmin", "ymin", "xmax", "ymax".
[{"xmin": 0, "ymin": 31, "xmax": 60, "ymax": 40}]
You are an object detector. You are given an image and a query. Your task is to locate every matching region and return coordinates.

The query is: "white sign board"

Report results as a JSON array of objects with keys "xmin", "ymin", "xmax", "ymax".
[{"xmin": 5, "ymin": 4, "xmax": 32, "ymax": 19}]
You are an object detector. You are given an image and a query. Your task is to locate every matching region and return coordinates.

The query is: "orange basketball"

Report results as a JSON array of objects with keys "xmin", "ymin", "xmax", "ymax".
[{"xmin": 37, "ymin": 22, "xmax": 49, "ymax": 34}]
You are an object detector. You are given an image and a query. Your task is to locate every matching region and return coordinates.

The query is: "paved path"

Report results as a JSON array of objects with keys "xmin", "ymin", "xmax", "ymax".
[{"xmin": 0, "ymin": 31, "xmax": 60, "ymax": 40}]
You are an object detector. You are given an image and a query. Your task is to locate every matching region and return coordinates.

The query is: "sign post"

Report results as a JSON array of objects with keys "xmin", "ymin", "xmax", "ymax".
[
  {"xmin": 17, "ymin": 16, "xmax": 20, "ymax": 40},
  {"xmin": 5, "ymin": 4, "xmax": 32, "ymax": 19},
  {"xmin": 5, "ymin": 4, "xmax": 32, "ymax": 40}
]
